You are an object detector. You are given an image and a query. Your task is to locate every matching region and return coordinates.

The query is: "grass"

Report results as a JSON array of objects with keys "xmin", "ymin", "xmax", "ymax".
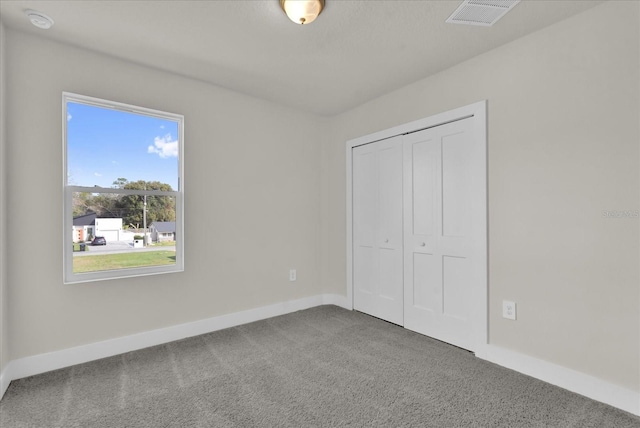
[
  {"xmin": 151, "ymin": 241, "xmax": 176, "ymax": 247},
  {"xmin": 73, "ymin": 250, "xmax": 176, "ymax": 273}
]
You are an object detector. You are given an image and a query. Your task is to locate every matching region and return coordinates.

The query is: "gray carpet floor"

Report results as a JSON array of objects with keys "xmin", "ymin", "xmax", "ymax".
[{"xmin": 1, "ymin": 305, "xmax": 639, "ymax": 427}]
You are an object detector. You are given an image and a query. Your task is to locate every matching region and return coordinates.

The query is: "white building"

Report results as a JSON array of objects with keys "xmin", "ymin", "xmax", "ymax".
[{"xmin": 72, "ymin": 213, "xmax": 123, "ymax": 243}]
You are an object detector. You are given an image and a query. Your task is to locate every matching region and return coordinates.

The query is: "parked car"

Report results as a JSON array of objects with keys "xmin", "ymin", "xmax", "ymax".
[{"xmin": 91, "ymin": 236, "xmax": 107, "ymax": 246}]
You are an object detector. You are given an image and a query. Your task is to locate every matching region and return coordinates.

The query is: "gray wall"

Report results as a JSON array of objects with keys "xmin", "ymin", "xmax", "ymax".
[
  {"xmin": 321, "ymin": 1, "xmax": 639, "ymax": 391},
  {"xmin": 4, "ymin": 30, "xmax": 325, "ymax": 360},
  {"xmin": 0, "ymin": 21, "xmax": 8, "ymax": 376}
]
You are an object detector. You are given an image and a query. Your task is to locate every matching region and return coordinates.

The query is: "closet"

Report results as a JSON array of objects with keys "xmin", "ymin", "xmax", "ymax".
[{"xmin": 349, "ymin": 103, "xmax": 487, "ymax": 352}]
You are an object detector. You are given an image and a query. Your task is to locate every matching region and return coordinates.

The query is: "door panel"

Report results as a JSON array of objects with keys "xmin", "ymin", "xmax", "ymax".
[
  {"xmin": 353, "ymin": 149, "xmax": 376, "ymax": 248},
  {"xmin": 412, "ymin": 252, "xmax": 440, "ymax": 312},
  {"xmin": 353, "ymin": 136, "xmax": 403, "ymax": 326},
  {"xmin": 354, "ymin": 246, "xmax": 375, "ymax": 295},
  {"xmin": 379, "ymin": 248, "xmax": 402, "ymax": 301},
  {"xmin": 378, "ymin": 144, "xmax": 403, "ymax": 250},
  {"xmin": 403, "ymin": 117, "xmax": 478, "ymax": 351},
  {"xmin": 411, "ymin": 140, "xmax": 436, "ymax": 238},
  {"xmin": 442, "ymin": 131, "xmax": 471, "ymax": 238},
  {"xmin": 443, "ymin": 255, "xmax": 469, "ymax": 319}
]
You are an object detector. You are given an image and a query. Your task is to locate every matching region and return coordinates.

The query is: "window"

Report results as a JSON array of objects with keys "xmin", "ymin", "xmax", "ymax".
[{"xmin": 63, "ymin": 93, "xmax": 184, "ymax": 284}]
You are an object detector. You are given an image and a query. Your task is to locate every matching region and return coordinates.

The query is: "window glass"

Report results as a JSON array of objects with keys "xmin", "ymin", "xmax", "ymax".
[
  {"xmin": 66, "ymin": 102, "xmax": 179, "ymax": 189},
  {"xmin": 64, "ymin": 93, "xmax": 183, "ymax": 283}
]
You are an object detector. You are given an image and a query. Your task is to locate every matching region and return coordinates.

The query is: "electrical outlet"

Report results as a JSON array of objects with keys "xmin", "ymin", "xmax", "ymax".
[
  {"xmin": 503, "ymin": 300, "xmax": 516, "ymax": 320},
  {"xmin": 289, "ymin": 269, "xmax": 297, "ymax": 281}
]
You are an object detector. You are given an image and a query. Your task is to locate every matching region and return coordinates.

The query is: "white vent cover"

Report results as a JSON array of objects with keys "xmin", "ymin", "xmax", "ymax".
[{"xmin": 446, "ymin": 0, "xmax": 520, "ymax": 27}]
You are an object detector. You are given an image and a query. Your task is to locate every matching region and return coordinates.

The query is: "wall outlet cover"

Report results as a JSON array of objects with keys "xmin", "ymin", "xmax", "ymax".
[{"xmin": 503, "ymin": 300, "xmax": 516, "ymax": 320}]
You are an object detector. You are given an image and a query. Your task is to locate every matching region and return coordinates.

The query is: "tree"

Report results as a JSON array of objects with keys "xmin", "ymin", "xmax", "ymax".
[
  {"xmin": 112, "ymin": 177, "xmax": 128, "ymax": 189},
  {"xmin": 72, "ymin": 192, "xmax": 93, "ymax": 217},
  {"xmin": 72, "ymin": 179, "xmax": 175, "ymax": 227},
  {"xmin": 114, "ymin": 180, "xmax": 176, "ymax": 227},
  {"xmin": 72, "ymin": 192, "xmax": 120, "ymax": 218}
]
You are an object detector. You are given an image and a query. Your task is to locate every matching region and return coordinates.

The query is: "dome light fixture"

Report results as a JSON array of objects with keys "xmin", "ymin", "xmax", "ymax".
[
  {"xmin": 280, "ymin": 0, "xmax": 325, "ymax": 25},
  {"xmin": 25, "ymin": 9, "xmax": 55, "ymax": 29}
]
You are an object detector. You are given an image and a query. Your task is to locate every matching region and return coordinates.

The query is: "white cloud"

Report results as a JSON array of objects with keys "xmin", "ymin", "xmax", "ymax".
[
  {"xmin": 94, "ymin": 172, "xmax": 102, "ymax": 177},
  {"xmin": 112, "ymin": 160, "xmax": 119, "ymax": 165},
  {"xmin": 67, "ymin": 113, "xmax": 72, "ymax": 121},
  {"xmin": 148, "ymin": 134, "xmax": 178, "ymax": 159}
]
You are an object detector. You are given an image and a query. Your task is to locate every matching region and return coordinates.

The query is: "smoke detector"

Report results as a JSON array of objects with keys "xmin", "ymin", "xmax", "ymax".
[
  {"xmin": 25, "ymin": 9, "xmax": 55, "ymax": 29},
  {"xmin": 446, "ymin": 0, "xmax": 520, "ymax": 27}
]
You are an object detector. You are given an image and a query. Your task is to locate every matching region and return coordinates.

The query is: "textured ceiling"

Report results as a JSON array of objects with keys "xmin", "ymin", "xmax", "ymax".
[{"xmin": 0, "ymin": 0, "xmax": 603, "ymax": 116}]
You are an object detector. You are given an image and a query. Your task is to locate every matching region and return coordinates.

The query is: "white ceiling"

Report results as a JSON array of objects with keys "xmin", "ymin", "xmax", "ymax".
[{"xmin": 0, "ymin": 0, "xmax": 603, "ymax": 116}]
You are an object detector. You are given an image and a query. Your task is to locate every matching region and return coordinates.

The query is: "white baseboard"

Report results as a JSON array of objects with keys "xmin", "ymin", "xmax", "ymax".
[
  {"xmin": 2, "ymin": 295, "xmax": 637, "ymax": 418},
  {"xmin": 321, "ymin": 293, "xmax": 350, "ymax": 309},
  {"xmin": 476, "ymin": 345, "xmax": 640, "ymax": 416},
  {"xmin": 0, "ymin": 293, "xmax": 348, "ymax": 400},
  {"xmin": 0, "ymin": 362, "xmax": 11, "ymax": 399}
]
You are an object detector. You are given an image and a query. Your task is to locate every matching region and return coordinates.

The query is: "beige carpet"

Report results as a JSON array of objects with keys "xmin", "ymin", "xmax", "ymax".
[{"xmin": 1, "ymin": 305, "xmax": 638, "ymax": 427}]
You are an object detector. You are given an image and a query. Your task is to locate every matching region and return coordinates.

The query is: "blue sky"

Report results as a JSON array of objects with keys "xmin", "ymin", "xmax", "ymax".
[{"xmin": 67, "ymin": 102, "xmax": 179, "ymax": 190}]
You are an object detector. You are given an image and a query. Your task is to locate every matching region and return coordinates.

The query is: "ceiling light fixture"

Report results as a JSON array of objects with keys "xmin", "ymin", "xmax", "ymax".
[
  {"xmin": 25, "ymin": 9, "xmax": 55, "ymax": 29},
  {"xmin": 280, "ymin": 0, "xmax": 325, "ymax": 25}
]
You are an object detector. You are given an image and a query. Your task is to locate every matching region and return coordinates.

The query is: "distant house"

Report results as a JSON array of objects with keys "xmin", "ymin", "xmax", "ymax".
[
  {"xmin": 72, "ymin": 213, "xmax": 123, "ymax": 243},
  {"xmin": 150, "ymin": 221, "xmax": 176, "ymax": 242},
  {"xmin": 72, "ymin": 212, "xmax": 97, "ymax": 243}
]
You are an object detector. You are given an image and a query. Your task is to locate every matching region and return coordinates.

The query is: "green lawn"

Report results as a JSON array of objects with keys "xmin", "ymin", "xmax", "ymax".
[
  {"xmin": 151, "ymin": 241, "xmax": 176, "ymax": 247},
  {"xmin": 73, "ymin": 251, "xmax": 176, "ymax": 273}
]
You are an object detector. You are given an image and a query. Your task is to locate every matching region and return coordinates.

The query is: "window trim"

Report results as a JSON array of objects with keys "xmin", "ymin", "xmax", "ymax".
[{"xmin": 62, "ymin": 92, "xmax": 184, "ymax": 284}]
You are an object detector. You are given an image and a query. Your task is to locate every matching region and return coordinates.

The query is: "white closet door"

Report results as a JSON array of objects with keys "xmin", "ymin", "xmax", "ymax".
[
  {"xmin": 403, "ymin": 117, "xmax": 482, "ymax": 351},
  {"xmin": 353, "ymin": 136, "xmax": 403, "ymax": 325}
]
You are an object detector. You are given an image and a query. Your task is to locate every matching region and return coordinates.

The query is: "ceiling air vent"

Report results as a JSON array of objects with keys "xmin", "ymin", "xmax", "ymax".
[{"xmin": 446, "ymin": 0, "xmax": 520, "ymax": 27}]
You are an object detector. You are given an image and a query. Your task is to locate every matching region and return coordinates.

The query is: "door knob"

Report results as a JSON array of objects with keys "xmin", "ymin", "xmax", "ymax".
[
  {"xmin": 421, "ymin": 242, "xmax": 426, "ymax": 247},
  {"xmin": 385, "ymin": 239, "xmax": 389, "ymax": 243}
]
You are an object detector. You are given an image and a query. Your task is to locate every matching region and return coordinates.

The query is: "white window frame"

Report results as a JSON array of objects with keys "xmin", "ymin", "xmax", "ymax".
[{"xmin": 63, "ymin": 92, "xmax": 184, "ymax": 284}]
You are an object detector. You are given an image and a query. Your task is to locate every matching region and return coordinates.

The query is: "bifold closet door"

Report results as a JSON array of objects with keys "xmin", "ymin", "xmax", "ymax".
[
  {"xmin": 352, "ymin": 136, "xmax": 403, "ymax": 325},
  {"xmin": 402, "ymin": 117, "xmax": 481, "ymax": 351}
]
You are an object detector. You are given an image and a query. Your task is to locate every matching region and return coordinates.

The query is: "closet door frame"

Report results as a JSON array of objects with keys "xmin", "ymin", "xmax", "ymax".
[{"xmin": 346, "ymin": 100, "xmax": 487, "ymax": 351}]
